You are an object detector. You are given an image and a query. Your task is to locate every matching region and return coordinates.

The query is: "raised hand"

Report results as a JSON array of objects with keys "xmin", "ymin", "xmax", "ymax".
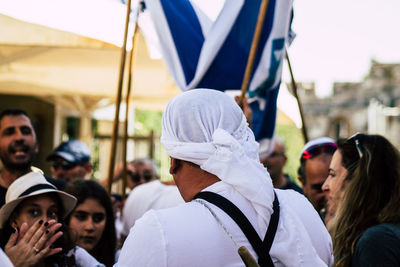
[{"xmin": 5, "ymin": 219, "xmax": 63, "ymax": 267}]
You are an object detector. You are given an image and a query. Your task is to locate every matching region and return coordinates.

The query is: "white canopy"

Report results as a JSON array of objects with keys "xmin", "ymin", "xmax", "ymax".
[{"xmin": 0, "ymin": 0, "xmax": 180, "ymax": 112}]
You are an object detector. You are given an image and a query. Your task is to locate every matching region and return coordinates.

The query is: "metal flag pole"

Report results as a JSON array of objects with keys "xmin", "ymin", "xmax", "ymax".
[
  {"xmin": 238, "ymin": 0, "xmax": 270, "ymax": 109},
  {"xmin": 107, "ymin": 0, "xmax": 133, "ymax": 194},
  {"xmin": 285, "ymin": 50, "xmax": 309, "ymax": 143},
  {"xmin": 121, "ymin": 13, "xmax": 140, "ymax": 202}
]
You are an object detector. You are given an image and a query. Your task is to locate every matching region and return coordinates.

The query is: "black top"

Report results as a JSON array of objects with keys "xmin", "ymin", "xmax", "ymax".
[
  {"xmin": 0, "ymin": 175, "xmax": 66, "ymax": 208},
  {"xmin": 281, "ymin": 174, "xmax": 303, "ymax": 194},
  {"xmin": 352, "ymin": 223, "xmax": 400, "ymax": 267}
]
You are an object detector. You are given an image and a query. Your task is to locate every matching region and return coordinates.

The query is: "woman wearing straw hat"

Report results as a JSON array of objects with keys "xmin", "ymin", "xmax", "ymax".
[{"xmin": 0, "ymin": 171, "xmax": 104, "ymax": 266}]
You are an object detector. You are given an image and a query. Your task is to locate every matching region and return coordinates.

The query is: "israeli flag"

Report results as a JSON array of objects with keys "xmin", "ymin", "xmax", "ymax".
[{"xmin": 142, "ymin": 0, "xmax": 293, "ymax": 141}]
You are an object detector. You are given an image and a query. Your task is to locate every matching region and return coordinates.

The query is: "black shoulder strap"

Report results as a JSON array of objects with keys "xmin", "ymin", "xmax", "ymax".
[
  {"xmin": 194, "ymin": 191, "xmax": 279, "ymax": 267},
  {"xmin": 264, "ymin": 192, "xmax": 280, "ymax": 253}
]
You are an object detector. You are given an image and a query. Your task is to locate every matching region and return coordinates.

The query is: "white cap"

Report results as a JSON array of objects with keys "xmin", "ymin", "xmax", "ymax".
[{"xmin": 300, "ymin": 137, "xmax": 336, "ymax": 160}]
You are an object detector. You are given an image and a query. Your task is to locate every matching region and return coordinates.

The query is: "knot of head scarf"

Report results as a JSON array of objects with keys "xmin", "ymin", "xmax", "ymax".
[
  {"xmin": 161, "ymin": 89, "xmax": 274, "ymax": 229},
  {"xmin": 211, "ymin": 127, "xmax": 245, "ymax": 160}
]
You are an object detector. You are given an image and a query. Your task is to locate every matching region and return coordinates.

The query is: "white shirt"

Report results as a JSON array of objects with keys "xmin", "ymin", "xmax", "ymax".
[
  {"xmin": 0, "ymin": 248, "xmax": 13, "ymax": 267},
  {"xmin": 116, "ymin": 182, "xmax": 331, "ymax": 267},
  {"xmin": 274, "ymin": 189, "xmax": 334, "ymax": 266},
  {"xmin": 122, "ymin": 180, "xmax": 184, "ymax": 235},
  {"xmin": 69, "ymin": 246, "xmax": 105, "ymax": 267}
]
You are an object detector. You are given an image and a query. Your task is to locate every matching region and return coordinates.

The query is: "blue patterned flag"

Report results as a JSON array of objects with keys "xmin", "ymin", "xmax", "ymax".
[{"xmin": 142, "ymin": 0, "xmax": 293, "ymax": 141}]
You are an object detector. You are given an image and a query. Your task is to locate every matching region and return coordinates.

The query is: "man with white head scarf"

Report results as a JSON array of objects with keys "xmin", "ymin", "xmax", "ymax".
[{"xmin": 117, "ymin": 89, "xmax": 332, "ymax": 267}]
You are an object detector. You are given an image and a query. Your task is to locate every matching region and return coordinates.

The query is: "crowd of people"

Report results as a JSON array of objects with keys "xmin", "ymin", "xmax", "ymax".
[{"xmin": 0, "ymin": 89, "xmax": 399, "ymax": 266}]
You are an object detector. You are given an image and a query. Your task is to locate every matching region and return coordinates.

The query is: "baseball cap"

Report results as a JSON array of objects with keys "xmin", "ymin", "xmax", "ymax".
[
  {"xmin": 47, "ymin": 140, "xmax": 90, "ymax": 164},
  {"xmin": 300, "ymin": 137, "xmax": 336, "ymax": 161}
]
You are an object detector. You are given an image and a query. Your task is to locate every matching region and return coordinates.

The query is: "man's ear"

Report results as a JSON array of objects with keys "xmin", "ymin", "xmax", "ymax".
[
  {"xmin": 34, "ymin": 142, "xmax": 39, "ymax": 154},
  {"xmin": 282, "ymin": 154, "xmax": 288, "ymax": 164},
  {"xmin": 84, "ymin": 163, "xmax": 92, "ymax": 174},
  {"xmin": 298, "ymin": 175, "xmax": 305, "ymax": 186},
  {"xmin": 169, "ymin": 158, "xmax": 181, "ymax": 174}
]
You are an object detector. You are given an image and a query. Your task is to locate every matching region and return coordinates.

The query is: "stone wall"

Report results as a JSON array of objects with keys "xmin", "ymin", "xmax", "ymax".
[{"xmin": 296, "ymin": 60, "xmax": 400, "ymax": 147}]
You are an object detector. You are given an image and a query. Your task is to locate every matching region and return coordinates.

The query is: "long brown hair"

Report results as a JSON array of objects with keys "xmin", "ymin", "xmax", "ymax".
[{"xmin": 332, "ymin": 134, "xmax": 400, "ymax": 267}]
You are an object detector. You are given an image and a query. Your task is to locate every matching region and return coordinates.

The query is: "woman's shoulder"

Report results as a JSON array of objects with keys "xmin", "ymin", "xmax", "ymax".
[
  {"xmin": 360, "ymin": 223, "xmax": 400, "ymax": 241},
  {"xmin": 352, "ymin": 224, "xmax": 400, "ymax": 267}
]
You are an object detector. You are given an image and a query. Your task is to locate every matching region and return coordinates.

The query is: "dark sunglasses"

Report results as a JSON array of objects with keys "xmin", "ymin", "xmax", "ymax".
[
  {"xmin": 52, "ymin": 161, "xmax": 79, "ymax": 170},
  {"xmin": 347, "ymin": 132, "xmax": 364, "ymax": 158},
  {"xmin": 129, "ymin": 169, "xmax": 153, "ymax": 183},
  {"xmin": 301, "ymin": 142, "xmax": 337, "ymax": 161}
]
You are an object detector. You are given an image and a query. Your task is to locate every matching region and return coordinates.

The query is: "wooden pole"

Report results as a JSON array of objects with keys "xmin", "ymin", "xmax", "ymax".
[
  {"xmin": 238, "ymin": 0, "xmax": 270, "ymax": 108},
  {"xmin": 285, "ymin": 50, "xmax": 309, "ymax": 143},
  {"xmin": 121, "ymin": 20, "xmax": 140, "ymax": 201},
  {"xmin": 107, "ymin": 0, "xmax": 132, "ymax": 194}
]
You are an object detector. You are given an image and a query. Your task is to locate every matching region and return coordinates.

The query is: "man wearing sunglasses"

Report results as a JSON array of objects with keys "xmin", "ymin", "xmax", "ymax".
[
  {"xmin": 259, "ymin": 137, "xmax": 303, "ymax": 193},
  {"xmin": 120, "ymin": 158, "xmax": 183, "ymax": 244},
  {"xmin": 47, "ymin": 140, "xmax": 92, "ymax": 182},
  {"xmin": 298, "ymin": 137, "xmax": 336, "ymax": 218}
]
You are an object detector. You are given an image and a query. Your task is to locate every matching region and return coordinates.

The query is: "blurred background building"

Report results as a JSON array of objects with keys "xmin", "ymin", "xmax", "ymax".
[{"xmin": 295, "ymin": 60, "xmax": 400, "ymax": 147}]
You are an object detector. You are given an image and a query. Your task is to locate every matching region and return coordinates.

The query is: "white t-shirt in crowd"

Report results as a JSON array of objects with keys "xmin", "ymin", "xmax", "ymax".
[
  {"xmin": 122, "ymin": 180, "xmax": 184, "ymax": 235},
  {"xmin": 69, "ymin": 246, "xmax": 105, "ymax": 267},
  {"xmin": 0, "ymin": 248, "xmax": 13, "ymax": 267}
]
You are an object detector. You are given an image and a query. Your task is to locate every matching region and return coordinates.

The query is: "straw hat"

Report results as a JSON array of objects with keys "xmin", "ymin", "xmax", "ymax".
[{"xmin": 0, "ymin": 172, "xmax": 77, "ymax": 228}]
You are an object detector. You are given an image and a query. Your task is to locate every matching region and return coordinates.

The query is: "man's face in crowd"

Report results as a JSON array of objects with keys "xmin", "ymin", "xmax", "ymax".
[
  {"xmin": 301, "ymin": 153, "xmax": 332, "ymax": 212},
  {"xmin": 129, "ymin": 163, "xmax": 155, "ymax": 186},
  {"xmin": 260, "ymin": 141, "xmax": 286, "ymax": 181},
  {"xmin": 51, "ymin": 156, "xmax": 90, "ymax": 182},
  {"xmin": 0, "ymin": 115, "xmax": 38, "ymax": 171}
]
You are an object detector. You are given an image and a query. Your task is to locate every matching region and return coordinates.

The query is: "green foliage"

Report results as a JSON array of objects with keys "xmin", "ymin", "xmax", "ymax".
[
  {"xmin": 134, "ymin": 109, "xmax": 162, "ymax": 135},
  {"xmin": 275, "ymin": 124, "xmax": 305, "ymax": 184},
  {"xmin": 133, "ymin": 109, "xmax": 171, "ymax": 180}
]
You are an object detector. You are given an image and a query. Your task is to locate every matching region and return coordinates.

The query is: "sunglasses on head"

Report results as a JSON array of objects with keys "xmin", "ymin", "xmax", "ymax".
[
  {"xmin": 52, "ymin": 161, "xmax": 80, "ymax": 170},
  {"xmin": 347, "ymin": 132, "xmax": 364, "ymax": 158},
  {"xmin": 301, "ymin": 142, "xmax": 337, "ymax": 161}
]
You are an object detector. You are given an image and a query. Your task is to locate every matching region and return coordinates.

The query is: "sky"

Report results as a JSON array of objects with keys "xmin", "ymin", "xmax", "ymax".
[{"xmin": 287, "ymin": 0, "xmax": 400, "ymax": 97}]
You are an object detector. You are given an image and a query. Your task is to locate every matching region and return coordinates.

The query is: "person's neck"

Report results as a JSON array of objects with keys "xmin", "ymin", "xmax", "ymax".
[
  {"xmin": 273, "ymin": 173, "xmax": 287, "ymax": 189},
  {"xmin": 177, "ymin": 163, "xmax": 221, "ymax": 202},
  {"xmin": 0, "ymin": 168, "xmax": 30, "ymax": 188}
]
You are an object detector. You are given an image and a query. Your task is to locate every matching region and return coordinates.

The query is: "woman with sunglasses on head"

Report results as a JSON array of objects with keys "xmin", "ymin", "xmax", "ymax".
[
  {"xmin": 65, "ymin": 179, "xmax": 117, "ymax": 267},
  {"xmin": 0, "ymin": 171, "xmax": 104, "ymax": 266},
  {"xmin": 322, "ymin": 133, "xmax": 400, "ymax": 267}
]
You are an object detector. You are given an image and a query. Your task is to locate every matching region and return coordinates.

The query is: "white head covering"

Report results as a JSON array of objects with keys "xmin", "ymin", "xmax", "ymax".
[{"xmin": 161, "ymin": 89, "xmax": 274, "ymax": 229}]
